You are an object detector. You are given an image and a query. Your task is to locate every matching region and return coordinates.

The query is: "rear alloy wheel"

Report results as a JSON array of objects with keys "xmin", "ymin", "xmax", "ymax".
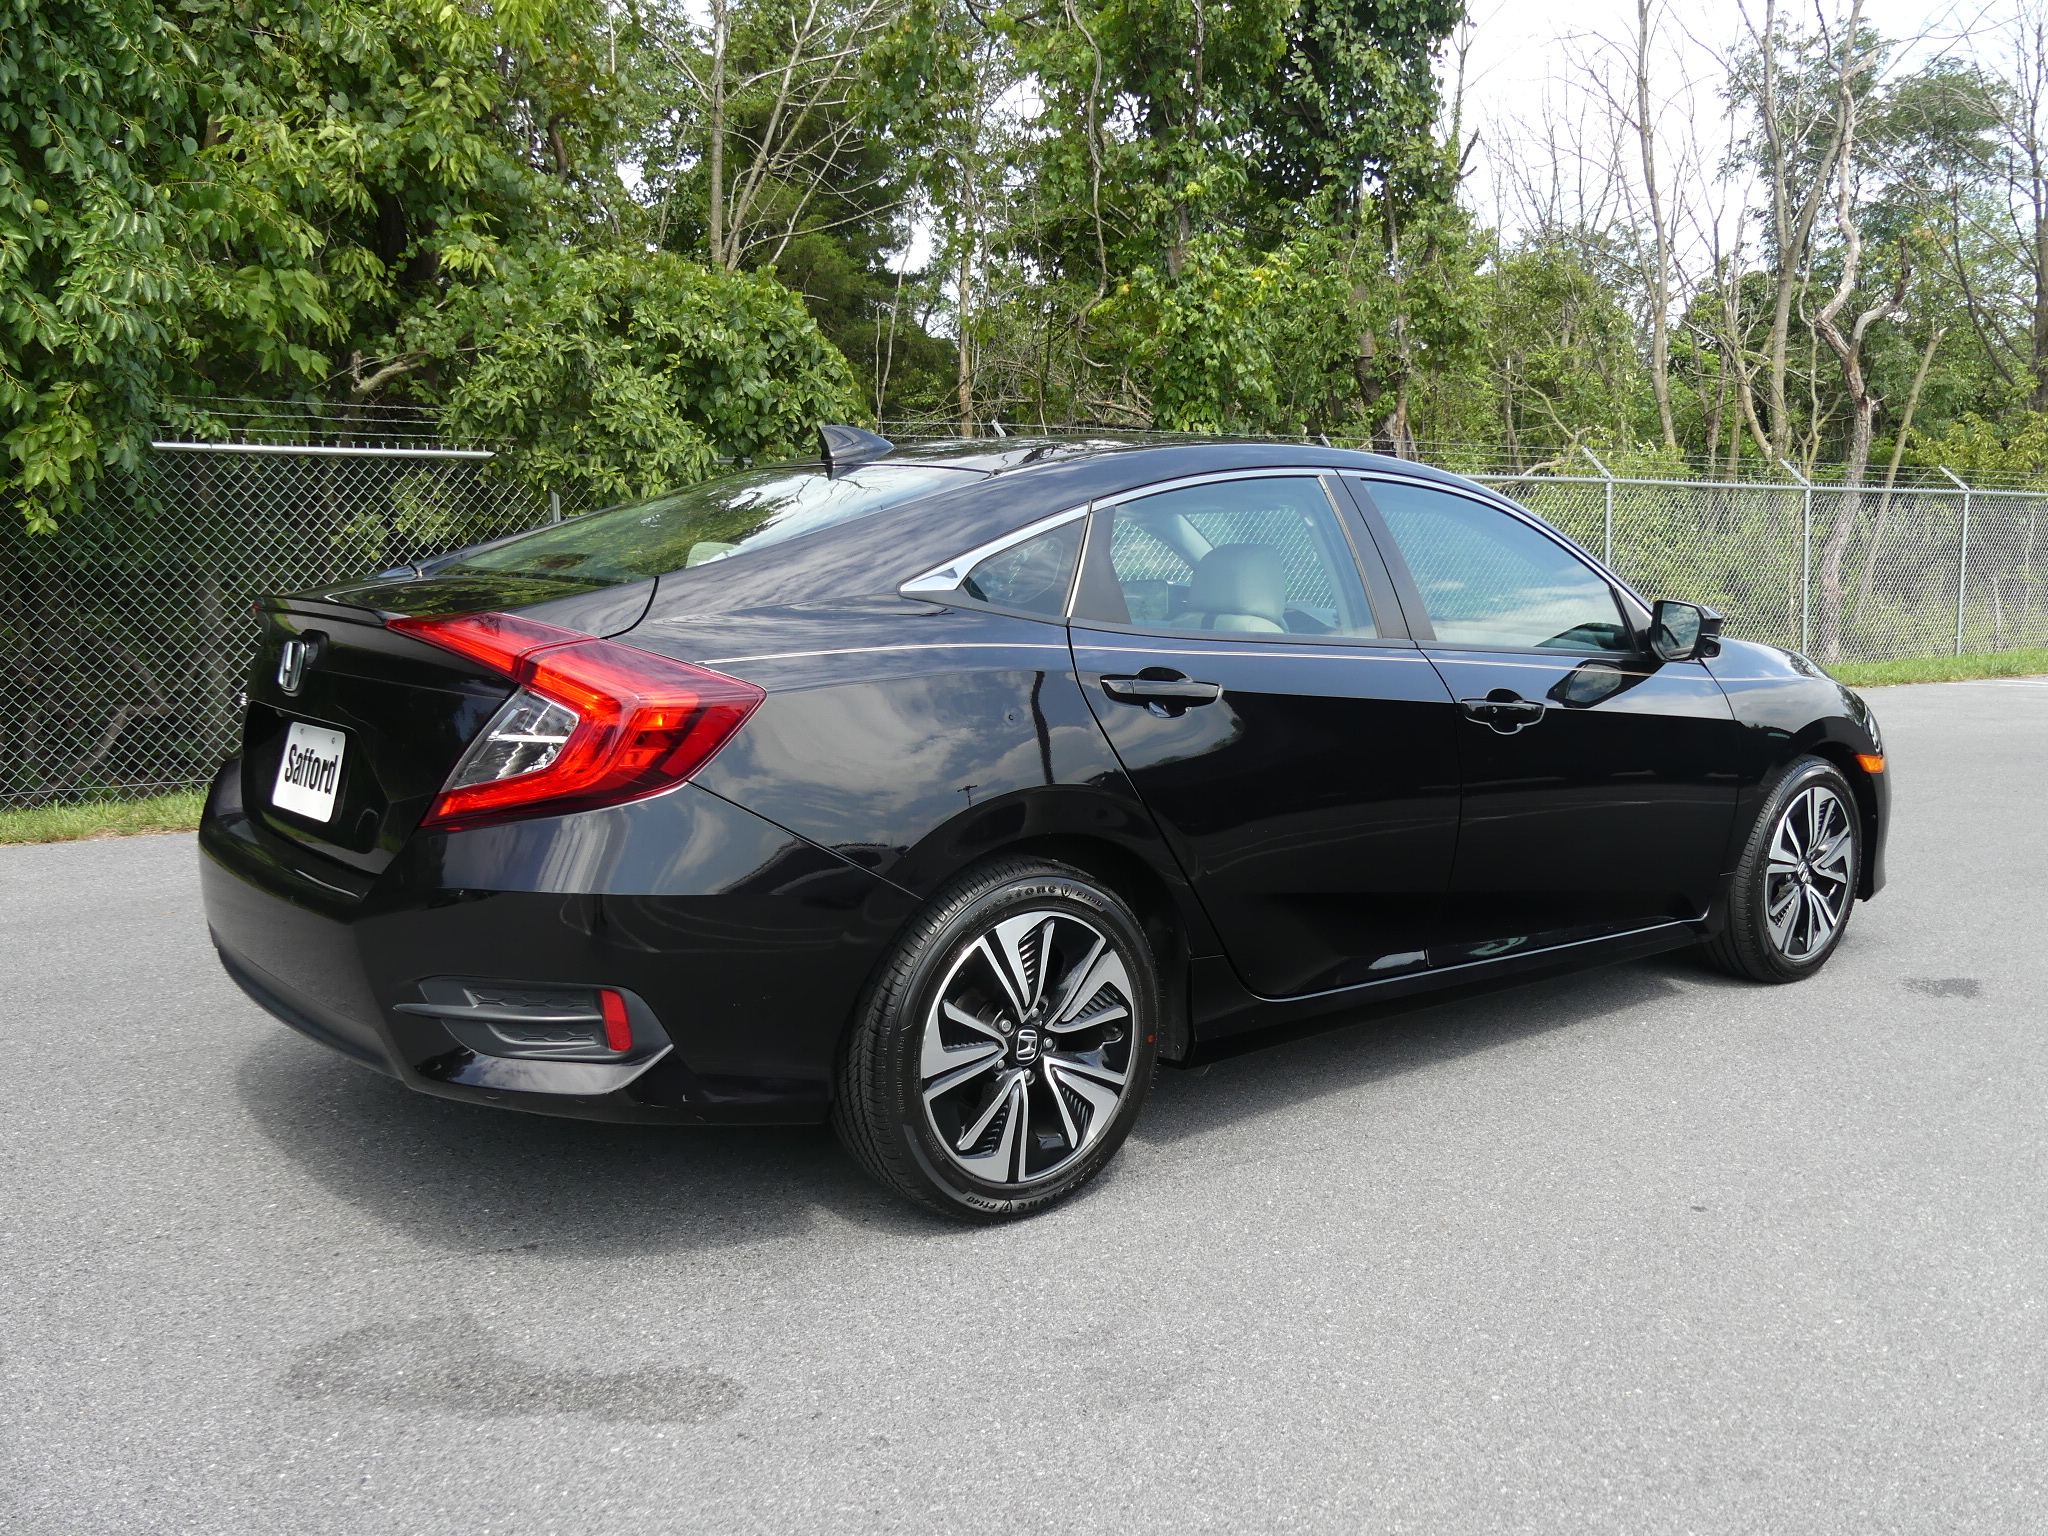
[
  {"xmin": 1704, "ymin": 756, "xmax": 1862, "ymax": 983},
  {"xmin": 834, "ymin": 858, "xmax": 1158, "ymax": 1221}
]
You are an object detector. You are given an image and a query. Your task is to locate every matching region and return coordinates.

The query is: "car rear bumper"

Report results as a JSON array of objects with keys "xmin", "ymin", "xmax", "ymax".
[{"xmin": 200, "ymin": 759, "xmax": 915, "ymax": 1126}]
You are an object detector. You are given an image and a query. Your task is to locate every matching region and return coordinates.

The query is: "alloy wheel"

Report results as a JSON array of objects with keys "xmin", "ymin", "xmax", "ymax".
[
  {"xmin": 1764, "ymin": 784, "xmax": 1855, "ymax": 961},
  {"xmin": 919, "ymin": 909, "xmax": 1137, "ymax": 1186}
]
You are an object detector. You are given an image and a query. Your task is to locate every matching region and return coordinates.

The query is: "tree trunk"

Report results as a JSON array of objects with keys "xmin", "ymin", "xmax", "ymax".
[
  {"xmin": 1752, "ymin": 0, "xmax": 1851, "ymax": 457},
  {"xmin": 2033, "ymin": 207, "xmax": 2048, "ymax": 411},
  {"xmin": 1808, "ymin": 0, "xmax": 1885, "ymax": 666},
  {"xmin": 1851, "ymin": 327, "xmax": 1941, "ymax": 624},
  {"xmin": 957, "ymin": 245, "xmax": 974, "ymax": 436},
  {"xmin": 707, "ymin": 0, "xmax": 728, "ymax": 268},
  {"xmin": 1635, "ymin": 0, "xmax": 1679, "ymax": 454},
  {"xmin": 1168, "ymin": 0, "xmax": 1203, "ymax": 280},
  {"xmin": 1814, "ymin": 393, "xmax": 1874, "ymax": 664}
]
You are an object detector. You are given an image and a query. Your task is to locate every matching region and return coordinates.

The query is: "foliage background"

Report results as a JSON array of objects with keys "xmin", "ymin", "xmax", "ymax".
[{"xmin": 13, "ymin": 0, "xmax": 2048, "ymax": 522}]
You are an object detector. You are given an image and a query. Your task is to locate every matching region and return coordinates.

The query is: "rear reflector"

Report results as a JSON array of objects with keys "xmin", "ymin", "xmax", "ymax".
[
  {"xmin": 389, "ymin": 612, "xmax": 764, "ymax": 830},
  {"xmin": 1855, "ymin": 752, "xmax": 1885, "ymax": 774},
  {"xmin": 600, "ymin": 989, "xmax": 633, "ymax": 1052}
]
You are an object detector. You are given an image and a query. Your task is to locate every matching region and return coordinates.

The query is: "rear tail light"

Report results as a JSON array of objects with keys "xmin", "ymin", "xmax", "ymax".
[{"xmin": 390, "ymin": 612, "xmax": 764, "ymax": 830}]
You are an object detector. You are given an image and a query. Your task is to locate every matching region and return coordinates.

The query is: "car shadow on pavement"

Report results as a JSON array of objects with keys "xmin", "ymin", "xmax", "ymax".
[
  {"xmin": 1133, "ymin": 950, "xmax": 1731, "ymax": 1149},
  {"xmin": 234, "ymin": 949, "xmax": 1741, "ymax": 1246},
  {"xmin": 233, "ymin": 1034, "xmax": 933, "ymax": 1257}
]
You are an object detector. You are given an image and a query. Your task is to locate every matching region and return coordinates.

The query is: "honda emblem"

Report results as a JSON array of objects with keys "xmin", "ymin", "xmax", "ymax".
[{"xmin": 277, "ymin": 638, "xmax": 312, "ymax": 695}]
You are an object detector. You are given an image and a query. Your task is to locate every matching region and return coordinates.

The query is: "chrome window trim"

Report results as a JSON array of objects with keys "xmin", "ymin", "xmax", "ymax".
[
  {"xmin": 1087, "ymin": 464, "xmax": 1343, "ymax": 511},
  {"xmin": 898, "ymin": 505, "xmax": 1090, "ymax": 607}
]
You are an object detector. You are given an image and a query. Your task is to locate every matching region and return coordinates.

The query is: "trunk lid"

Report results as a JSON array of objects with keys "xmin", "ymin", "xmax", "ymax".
[{"xmin": 240, "ymin": 573, "xmax": 654, "ymax": 878}]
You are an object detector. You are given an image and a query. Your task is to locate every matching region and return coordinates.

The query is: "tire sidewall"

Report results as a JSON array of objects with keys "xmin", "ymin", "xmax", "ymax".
[
  {"xmin": 1741, "ymin": 758, "xmax": 1861, "ymax": 979},
  {"xmin": 878, "ymin": 867, "xmax": 1159, "ymax": 1219}
]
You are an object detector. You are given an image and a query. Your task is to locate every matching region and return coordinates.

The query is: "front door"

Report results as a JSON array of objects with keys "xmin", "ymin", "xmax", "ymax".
[
  {"xmin": 1068, "ymin": 472, "xmax": 1462, "ymax": 997},
  {"xmin": 1346, "ymin": 476, "xmax": 1743, "ymax": 961}
]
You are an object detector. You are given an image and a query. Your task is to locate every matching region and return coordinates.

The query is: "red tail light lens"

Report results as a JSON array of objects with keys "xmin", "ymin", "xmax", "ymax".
[{"xmin": 390, "ymin": 612, "xmax": 764, "ymax": 831}]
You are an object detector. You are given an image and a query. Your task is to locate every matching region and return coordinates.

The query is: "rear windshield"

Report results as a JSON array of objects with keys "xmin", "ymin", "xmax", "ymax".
[{"xmin": 441, "ymin": 463, "xmax": 982, "ymax": 585}]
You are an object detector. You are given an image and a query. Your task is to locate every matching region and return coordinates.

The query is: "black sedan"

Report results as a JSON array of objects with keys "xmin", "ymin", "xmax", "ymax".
[{"xmin": 201, "ymin": 429, "xmax": 1889, "ymax": 1221}]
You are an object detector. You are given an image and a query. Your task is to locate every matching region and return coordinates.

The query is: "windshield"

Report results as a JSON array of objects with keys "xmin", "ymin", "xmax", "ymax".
[{"xmin": 441, "ymin": 463, "xmax": 982, "ymax": 586}]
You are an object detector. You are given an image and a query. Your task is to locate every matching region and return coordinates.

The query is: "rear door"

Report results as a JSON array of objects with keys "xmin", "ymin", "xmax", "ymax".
[
  {"xmin": 1067, "ymin": 470, "xmax": 1461, "ymax": 997},
  {"xmin": 1342, "ymin": 475, "xmax": 1742, "ymax": 959}
]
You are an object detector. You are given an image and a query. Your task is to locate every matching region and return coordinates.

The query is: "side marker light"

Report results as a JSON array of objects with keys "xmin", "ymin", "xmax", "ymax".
[
  {"xmin": 1855, "ymin": 753, "xmax": 1886, "ymax": 774},
  {"xmin": 600, "ymin": 989, "xmax": 633, "ymax": 1053}
]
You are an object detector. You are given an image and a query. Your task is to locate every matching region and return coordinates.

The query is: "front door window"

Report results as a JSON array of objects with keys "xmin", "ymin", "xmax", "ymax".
[{"xmin": 1367, "ymin": 479, "xmax": 1630, "ymax": 652}]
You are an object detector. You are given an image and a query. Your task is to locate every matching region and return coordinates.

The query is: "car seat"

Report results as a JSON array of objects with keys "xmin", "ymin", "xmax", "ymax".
[{"xmin": 1167, "ymin": 544, "xmax": 1289, "ymax": 632}]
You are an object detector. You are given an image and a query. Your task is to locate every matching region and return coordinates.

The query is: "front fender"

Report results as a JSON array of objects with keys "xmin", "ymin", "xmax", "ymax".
[{"xmin": 1705, "ymin": 640, "xmax": 1888, "ymax": 897}]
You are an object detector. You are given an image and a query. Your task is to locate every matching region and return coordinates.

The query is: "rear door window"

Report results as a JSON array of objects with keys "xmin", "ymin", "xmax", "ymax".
[
  {"xmin": 441, "ymin": 464, "xmax": 981, "ymax": 586},
  {"xmin": 1076, "ymin": 476, "xmax": 1378, "ymax": 638}
]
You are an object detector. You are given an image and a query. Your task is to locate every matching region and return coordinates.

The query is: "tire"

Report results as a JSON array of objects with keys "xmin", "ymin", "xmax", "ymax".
[
  {"xmin": 833, "ymin": 856, "xmax": 1160, "ymax": 1222},
  {"xmin": 1703, "ymin": 755, "xmax": 1862, "ymax": 983}
]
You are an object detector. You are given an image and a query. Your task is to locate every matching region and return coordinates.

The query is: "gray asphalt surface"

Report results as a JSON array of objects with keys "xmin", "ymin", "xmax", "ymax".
[{"xmin": 3, "ymin": 678, "xmax": 2045, "ymax": 1535}]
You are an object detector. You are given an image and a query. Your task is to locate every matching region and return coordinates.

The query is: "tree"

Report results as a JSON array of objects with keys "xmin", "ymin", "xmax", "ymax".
[
  {"xmin": 3, "ymin": 0, "xmax": 882, "ymax": 532},
  {"xmin": 2, "ymin": 0, "xmax": 194, "ymax": 531},
  {"xmin": 414, "ymin": 247, "xmax": 858, "ymax": 501}
]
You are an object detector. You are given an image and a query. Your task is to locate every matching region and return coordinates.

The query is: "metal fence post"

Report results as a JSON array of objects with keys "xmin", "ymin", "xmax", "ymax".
[
  {"xmin": 1937, "ymin": 464, "xmax": 1972, "ymax": 655},
  {"xmin": 1580, "ymin": 445, "xmax": 1616, "ymax": 566},
  {"xmin": 550, "ymin": 491, "xmax": 562, "ymax": 524},
  {"xmin": 1778, "ymin": 458, "xmax": 1814, "ymax": 653}
]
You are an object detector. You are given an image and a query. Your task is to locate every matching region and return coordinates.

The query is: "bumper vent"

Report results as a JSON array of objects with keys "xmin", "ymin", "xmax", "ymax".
[{"xmin": 395, "ymin": 978, "xmax": 667, "ymax": 1063}]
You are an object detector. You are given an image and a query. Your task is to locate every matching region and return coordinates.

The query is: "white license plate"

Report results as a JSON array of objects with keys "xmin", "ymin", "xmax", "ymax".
[{"xmin": 272, "ymin": 722, "xmax": 347, "ymax": 822}]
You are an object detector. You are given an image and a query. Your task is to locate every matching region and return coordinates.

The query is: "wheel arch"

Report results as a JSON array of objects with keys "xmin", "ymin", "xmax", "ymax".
[
  {"xmin": 855, "ymin": 825, "xmax": 1204, "ymax": 1066},
  {"xmin": 998, "ymin": 832, "xmax": 1197, "ymax": 1061},
  {"xmin": 1803, "ymin": 739, "xmax": 1882, "ymax": 900}
]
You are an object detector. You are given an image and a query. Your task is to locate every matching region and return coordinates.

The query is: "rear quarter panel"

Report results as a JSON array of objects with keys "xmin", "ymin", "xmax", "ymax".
[{"xmin": 635, "ymin": 602, "xmax": 1221, "ymax": 951}]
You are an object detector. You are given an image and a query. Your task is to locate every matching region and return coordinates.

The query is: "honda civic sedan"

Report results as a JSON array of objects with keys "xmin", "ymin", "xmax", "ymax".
[{"xmin": 201, "ymin": 428, "xmax": 1889, "ymax": 1221}]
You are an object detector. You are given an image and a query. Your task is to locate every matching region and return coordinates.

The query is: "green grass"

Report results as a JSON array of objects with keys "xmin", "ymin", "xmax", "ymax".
[
  {"xmin": 1829, "ymin": 648, "xmax": 2048, "ymax": 688},
  {"xmin": 0, "ymin": 789, "xmax": 208, "ymax": 846}
]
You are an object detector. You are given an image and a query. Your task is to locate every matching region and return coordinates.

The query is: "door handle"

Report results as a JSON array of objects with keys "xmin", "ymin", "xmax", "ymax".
[
  {"xmin": 1460, "ymin": 691, "xmax": 1546, "ymax": 734},
  {"xmin": 1100, "ymin": 672, "xmax": 1223, "ymax": 711}
]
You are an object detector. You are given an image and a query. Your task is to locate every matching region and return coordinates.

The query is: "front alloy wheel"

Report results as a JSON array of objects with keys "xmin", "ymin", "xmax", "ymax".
[
  {"xmin": 1705, "ymin": 755, "xmax": 1863, "ymax": 982},
  {"xmin": 835, "ymin": 858, "xmax": 1159, "ymax": 1221},
  {"xmin": 1762, "ymin": 782, "xmax": 1856, "ymax": 961}
]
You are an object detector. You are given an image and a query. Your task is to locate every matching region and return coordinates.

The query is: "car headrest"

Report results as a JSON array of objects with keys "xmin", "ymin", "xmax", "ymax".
[{"xmin": 1176, "ymin": 543, "xmax": 1288, "ymax": 631}]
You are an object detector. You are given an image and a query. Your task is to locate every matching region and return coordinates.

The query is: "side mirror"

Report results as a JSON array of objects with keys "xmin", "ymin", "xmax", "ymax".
[{"xmin": 1648, "ymin": 599, "xmax": 1723, "ymax": 662}]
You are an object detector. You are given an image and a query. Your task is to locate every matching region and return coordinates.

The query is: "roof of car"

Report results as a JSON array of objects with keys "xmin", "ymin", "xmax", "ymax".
[{"xmin": 811, "ymin": 431, "xmax": 1489, "ymax": 489}]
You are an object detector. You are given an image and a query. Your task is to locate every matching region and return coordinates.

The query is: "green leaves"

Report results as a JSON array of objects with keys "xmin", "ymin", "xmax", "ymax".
[
  {"xmin": 2, "ymin": 0, "xmax": 647, "ymax": 531},
  {"xmin": 417, "ymin": 248, "xmax": 859, "ymax": 503},
  {"xmin": 1, "ymin": 0, "xmax": 193, "ymax": 528}
]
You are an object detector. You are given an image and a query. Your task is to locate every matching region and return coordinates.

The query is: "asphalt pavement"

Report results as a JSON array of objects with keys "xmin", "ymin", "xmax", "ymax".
[{"xmin": 4, "ymin": 678, "xmax": 2046, "ymax": 1535}]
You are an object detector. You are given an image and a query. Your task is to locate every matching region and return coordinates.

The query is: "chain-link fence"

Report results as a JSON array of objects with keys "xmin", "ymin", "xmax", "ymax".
[
  {"xmin": 0, "ymin": 445, "xmax": 597, "ymax": 809},
  {"xmin": 5, "ymin": 432, "xmax": 2047, "ymax": 810},
  {"xmin": 1466, "ymin": 469, "xmax": 2048, "ymax": 663}
]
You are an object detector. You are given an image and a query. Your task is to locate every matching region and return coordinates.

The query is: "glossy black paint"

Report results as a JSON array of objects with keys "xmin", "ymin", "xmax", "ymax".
[
  {"xmin": 1418, "ymin": 647, "xmax": 1742, "ymax": 949},
  {"xmin": 203, "ymin": 758, "xmax": 914, "ymax": 1122},
  {"xmin": 1070, "ymin": 629, "xmax": 1461, "ymax": 997},
  {"xmin": 201, "ymin": 436, "xmax": 1890, "ymax": 1127},
  {"xmin": 1703, "ymin": 637, "xmax": 1890, "ymax": 898}
]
